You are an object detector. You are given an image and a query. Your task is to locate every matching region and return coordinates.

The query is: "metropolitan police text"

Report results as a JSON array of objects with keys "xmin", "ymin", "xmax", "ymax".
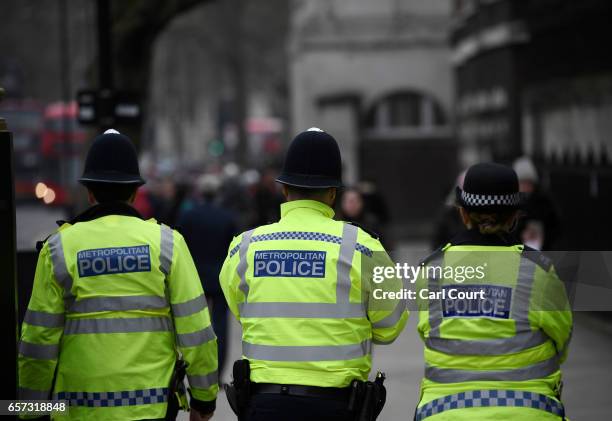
[{"xmin": 77, "ymin": 245, "xmax": 151, "ymax": 277}]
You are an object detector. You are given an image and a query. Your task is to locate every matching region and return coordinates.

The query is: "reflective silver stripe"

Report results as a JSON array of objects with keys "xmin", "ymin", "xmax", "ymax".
[
  {"xmin": 188, "ymin": 371, "xmax": 219, "ymax": 389},
  {"xmin": 336, "ymin": 223, "xmax": 358, "ymax": 303},
  {"xmin": 172, "ymin": 293, "xmax": 207, "ymax": 317},
  {"xmin": 18, "ymin": 340, "xmax": 59, "ymax": 360},
  {"xmin": 242, "ymin": 340, "xmax": 371, "ymax": 362},
  {"xmin": 426, "ymin": 253, "xmax": 444, "ymax": 339},
  {"xmin": 238, "ymin": 302, "xmax": 365, "ymax": 318},
  {"xmin": 64, "ymin": 317, "xmax": 172, "ymax": 334},
  {"xmin": 19, "ymin": 387, "xmax": 50, "ymax": 400},
  {"xmin": 371, "ymin": 298, "xmax": 406, "ymax": 329},
  {"xmin": 70, "ymin": 295, "xmax": 168, "ymax": 313},
  {"xmin": 48, "ymin": 233, "xmax": 74, "ymax": 309},
  {"xmin": 177, "ymin": 325, "xmax": 216, "ymax": 347},
  {"xmin": 160, "ymin": 225, "xmax": 174, "ymax": 276},
  {"xmin": 24, "ymin": 309, "xmax": 65, "ymax": 328},
  {"xmin": 426, "ymin": 329, "xmax": 550, "ymax": 355},
  {"xmin": 424, "ymin": 355, "xmax": 560, "ymax": 383},
  {"xmin": 237, "ymin": 229, "xmax": 255, "ymax": 301},
  {"xmin": 511, "ymin": 254, "xmax": 538, "ymax": 332}
]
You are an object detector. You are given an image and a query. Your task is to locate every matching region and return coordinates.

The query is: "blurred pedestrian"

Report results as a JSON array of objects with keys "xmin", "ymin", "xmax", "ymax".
[
  {"xmin": 217, "ymin": 162, "xmax": 252, "ymax": 230},
  {"xmin": 251, "ymin": 167, "xmax": 284, "ymax": 226},
  {"xmin": 339, "ymin": 187, "xmax": 382, "ymax": 238},
  {"xmin": 18, "ymin": 130, "xmax": 217, "ymax": 420},
  {"xmin": 177, "ymin": 173, "xmax": 238, "ymax": 378},
  {"xmin": 414, "ymin": 162, "xmax": 572, "ymax": 420},
  {"xmin": 357, "ymin": 180, "xmax": 391, "ymax": 226},
  {"xmin": 513, "ymin": 156, "xmax": 561, "ymax": 250},
  {"xmin": 430, "ymin": 170, "xmax": 467, "ymax": 250}
]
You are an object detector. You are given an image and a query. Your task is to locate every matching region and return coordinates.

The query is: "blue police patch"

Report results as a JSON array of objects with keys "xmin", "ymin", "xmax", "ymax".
[
  {"xmin": 77, "ymin": 245, "xmax": 151, "ymax": 278},
  {"xmin": 253, "ymin": 250, "xmax": 326, "ymax": 278},
  {"xmin": 442, "ymin": 284, "xmax": 512, "ymax": 319}
]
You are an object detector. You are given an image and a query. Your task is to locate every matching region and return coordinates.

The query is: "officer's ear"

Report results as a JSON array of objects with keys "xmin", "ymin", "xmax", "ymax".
[
  {"xmin": 281, "ymin": 185, "xmax": 289, "ymax": 200},
  {"xmin": 127, "ymin": 189, "xmax": 138, "ymax": 204},
  {"xmin": 328, "ymin": 188, "xmax": 337, "ymax": 205},
  {"xmin": 87, "ymin": 189, "xmax": 98, "ymax": 205},
  {"xmin": 458, "ymin": 207, "xmax": 471, "ymax": 228}
]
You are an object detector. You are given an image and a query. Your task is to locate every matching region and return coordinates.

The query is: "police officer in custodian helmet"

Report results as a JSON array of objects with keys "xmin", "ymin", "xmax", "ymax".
[
  {"xmin": 18, "ymin": 130, "xmax": 218, "ymax": 420},
  {"xmin": 219, "ymin": 128, "xmax": 408, "ymax": 421},
  {"xmin": 414, "ymin": 163, "xmax": 573, "ymax": 420}
]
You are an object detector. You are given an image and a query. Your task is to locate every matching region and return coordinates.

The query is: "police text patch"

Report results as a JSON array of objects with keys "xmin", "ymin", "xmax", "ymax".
[
  {"xmin": 442, "ymin": 284, "xmax": 512, "ymax": 319},
  {"xmin": 253, "ymin": 250, "xmax": 326, "ymax": 278},
  {"xmin": 77, "ymin": 245, "xmax": 151, "ymax": 278}
]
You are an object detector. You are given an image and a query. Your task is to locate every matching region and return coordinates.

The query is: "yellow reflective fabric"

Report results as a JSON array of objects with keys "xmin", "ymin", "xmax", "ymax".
[
  {"xmin": 18, "ymin": 214, "xmax": 218, "ymax": 421},
  {"xmin": 415, "ymin": 244, "xmax": 572, "ymax": 420},
  {"xmin": 220, "ymin": 200, "xmax": 408, "ymax": 387}
]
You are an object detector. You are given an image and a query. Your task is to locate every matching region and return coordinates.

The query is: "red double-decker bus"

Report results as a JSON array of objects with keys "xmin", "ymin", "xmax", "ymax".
[
  {"xmin": 0, "ymin": 100, "xmax": 44, "ymax": 201},
  {"xmin": 35, "ymin": 101, "xmax": 88, "ymax": 207}
]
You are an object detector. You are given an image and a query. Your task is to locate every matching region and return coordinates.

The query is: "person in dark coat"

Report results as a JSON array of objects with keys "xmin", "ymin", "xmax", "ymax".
[
  {"xmin": 177, "ymin": 174, "xmax": 238, "ymax": 378},
  {"xmin": 513, "ymin": 157, "xmax": 561, "ymax": 250},
  {"xmin": 431, "ymin": 170, "xmax": 467, "ymax": 250}
]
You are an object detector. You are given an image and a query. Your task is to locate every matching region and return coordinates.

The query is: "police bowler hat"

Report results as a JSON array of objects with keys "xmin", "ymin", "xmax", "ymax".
[
  {"xmin": 456, "ymin": 162, "xmax": 521, "ymax": 212},
  {"xmin": 79, "ymin": 129, "xmax": 145, "ymax": 186},
  {"xmin": 276, "ymin": 127, "xmax": 342, "ymax": 189}
]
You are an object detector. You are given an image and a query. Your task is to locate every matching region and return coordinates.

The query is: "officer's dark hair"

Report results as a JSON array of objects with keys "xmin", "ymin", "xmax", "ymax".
[
  {"xmin": 87, "ymin": 182, "xmax": 138, "ymax": 203},
  {"xmin": 285, "ymin": 185, "xmax": 334, "ymax": 200}
]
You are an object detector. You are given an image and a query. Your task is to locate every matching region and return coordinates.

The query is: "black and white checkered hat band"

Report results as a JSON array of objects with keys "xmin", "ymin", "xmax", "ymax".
[{"xmin": 461, "ymin": 191, "xmax": 520, "ymax": 207}]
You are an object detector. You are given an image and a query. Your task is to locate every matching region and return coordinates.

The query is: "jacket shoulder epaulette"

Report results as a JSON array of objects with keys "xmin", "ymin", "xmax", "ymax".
[
  {"xmin": 521, "ymin": 245, "xmax": 553, "ymax": 272},
  {"xmin": 347, "ymin": 221, "xmax": 379, "ymax": 240},
  {"xmin": 419, "ymin": 247, "xmax": 445, "ymax": 266}
]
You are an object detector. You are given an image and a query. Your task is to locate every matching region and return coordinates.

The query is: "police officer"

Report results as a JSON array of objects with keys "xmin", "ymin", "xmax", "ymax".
[
  {"xmin": 219, "ymin": 128, "xmax": 408, "ymax": 421},
  {"xmin": 414, "ymin": 163, "xmax": 572, "ymax": 420},
  {"xmin": 18, "ymin": 130, "xmax": 218, "ymax": 420}
]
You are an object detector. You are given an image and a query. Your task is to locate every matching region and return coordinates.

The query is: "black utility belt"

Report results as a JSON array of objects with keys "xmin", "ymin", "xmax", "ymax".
[{"xmin": 251, "ymin": 382, "xmax": 352, "ymax": 401}]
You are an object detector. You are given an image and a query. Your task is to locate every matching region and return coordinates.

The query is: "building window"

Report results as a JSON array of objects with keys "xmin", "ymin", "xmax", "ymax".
[{"xmin": 365, "ymin": 91, "xmax": 447, "ymax": 131}]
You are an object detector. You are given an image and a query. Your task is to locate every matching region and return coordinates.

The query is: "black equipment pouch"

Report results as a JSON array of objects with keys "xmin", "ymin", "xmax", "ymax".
[
  {"xmin": 353, "ymin": 371, "xmax": 386, "ymax": 421},
  {"xmin": 166, "ymin": 359, "xmax": 188, "ymax": 420},
  {"xmin": 224, "ymin": 359, "xmax": 251, "ymax": 419}
]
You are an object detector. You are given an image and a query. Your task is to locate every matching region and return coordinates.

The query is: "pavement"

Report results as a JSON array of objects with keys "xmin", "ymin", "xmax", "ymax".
[{"xmin": 16, "ymin": 203, "xmax": 67, "ymax": 250}]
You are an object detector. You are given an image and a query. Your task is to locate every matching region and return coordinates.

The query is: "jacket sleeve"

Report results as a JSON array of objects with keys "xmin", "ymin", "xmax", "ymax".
[
  {"xmin": 167, "ymin": 231, "xmax": 218, "ymax": 412},
  {"xmin": 219, "ymin": 235, "xmax": 243, "ymax": 321},
  {"xmin": 533, "ymin": 265, "xmax": 573, "ymax": 364},
  {"xmin": 19, "ymin": 242, "xmax": 65, "ymax": 403},
  {"xmin": 363, "ymin": 235, "xmax": 409, "ymax": 345}
]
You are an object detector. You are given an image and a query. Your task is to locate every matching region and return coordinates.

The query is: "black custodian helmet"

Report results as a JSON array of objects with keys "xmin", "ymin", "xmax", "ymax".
[
  {"xmin": 79, "ymin": 129, "xmax": 145, "ymax": 186},
  {"xmin": 456, "ymin": 162, "xmax": 521, "ymax": 212},
  {"xmin": 276, "ymin": 127, "xmax": 342, "ymax": 189}
]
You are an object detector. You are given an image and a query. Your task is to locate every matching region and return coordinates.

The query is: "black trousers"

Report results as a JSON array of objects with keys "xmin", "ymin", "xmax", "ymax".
[
  {"xmin": 208, "ymin": 292, "xmax": 229, "ymax": 376},
  {"xmin": 244, "ymin": 393, "xmax": 354, "ymax": 421}
]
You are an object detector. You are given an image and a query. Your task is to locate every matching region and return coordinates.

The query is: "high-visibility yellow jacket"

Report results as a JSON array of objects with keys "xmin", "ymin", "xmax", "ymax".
[
  {"xmin": 219, "ymin": 199, "xmax": 408, "ymax": 388},
  {"xmin": 414, "ymin": 230, "xmax": 572, "ymax": 420},
  {"xmin": 18, "ymin": 204, "xmax": 218, "ymax": 421}
]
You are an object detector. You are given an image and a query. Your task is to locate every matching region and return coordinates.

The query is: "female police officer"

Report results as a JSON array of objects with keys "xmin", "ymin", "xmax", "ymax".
[{"xmin": 414, "ymin": 162, "xmax": 572, "ymax": 420}]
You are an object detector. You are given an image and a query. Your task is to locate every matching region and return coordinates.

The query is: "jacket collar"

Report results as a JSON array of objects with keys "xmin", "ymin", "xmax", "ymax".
[
  {"xmin": 280, "ymin": 199, "xmax": 335, "ymax": 219},
  {"xmin": 65, "ymin": 201, "xmax": 144, "ymax": 225},
  {"xmin": 450, "ymin": 228, "xmax": 520, "ymax": 247}
]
